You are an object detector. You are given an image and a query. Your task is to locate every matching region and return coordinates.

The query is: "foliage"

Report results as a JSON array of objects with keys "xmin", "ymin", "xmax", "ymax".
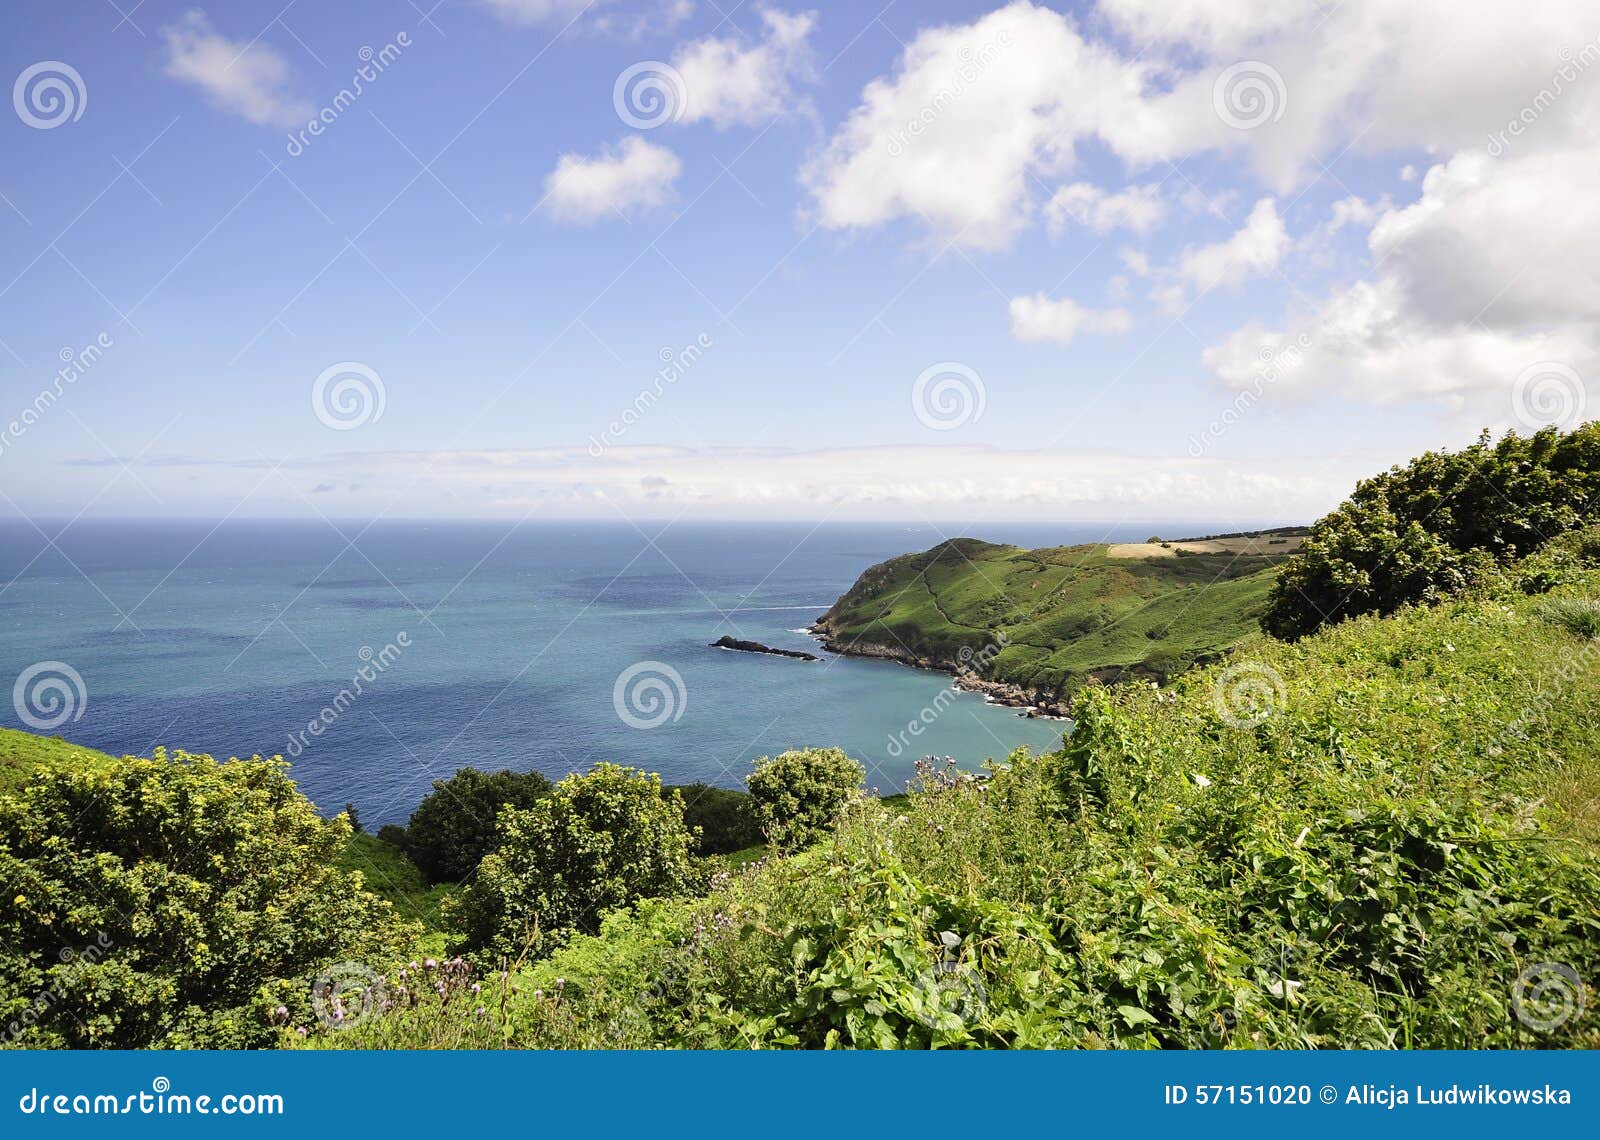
[
  {"xmin": 816, "ymin": 536, "xmax": 1293, "ymax": 698},
  {"xmin": 745, "ymin": 748, "xmax": 865, "ymax": 849},
  {"xmin": 452, "ymin": 764, "xmax": 695, "ymax": 960},
  {"xmin": 666, "ymin": 783, "xmax": 763, "ymax": 855},
  {"xmin": 1264, "ymin": 425, "xmax": 1600, "ymax": 638},
  {"xmin": 0, "ymin": 751, "xmax": 415, "ymax": 1048},
  {"xmin": 400, "ymin": 767, "xmax": 552, "ymax": 885}
]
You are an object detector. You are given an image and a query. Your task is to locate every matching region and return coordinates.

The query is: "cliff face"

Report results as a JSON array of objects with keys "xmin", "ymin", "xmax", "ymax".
[{"xmin": 814, "ymin": 535, "xmax": 1294, "ymax": 711}]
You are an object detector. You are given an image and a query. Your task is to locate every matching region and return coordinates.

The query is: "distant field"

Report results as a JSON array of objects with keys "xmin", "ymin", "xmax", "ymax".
[{"xmin": 1108, "ymin": 533, "xmax": 1306, "ymax": 559}]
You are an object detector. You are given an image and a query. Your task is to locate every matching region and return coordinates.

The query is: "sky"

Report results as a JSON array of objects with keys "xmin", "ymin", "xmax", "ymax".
[{"xmin": 1, "ymin": 0, "xmax": 1596, "ymax": 527}]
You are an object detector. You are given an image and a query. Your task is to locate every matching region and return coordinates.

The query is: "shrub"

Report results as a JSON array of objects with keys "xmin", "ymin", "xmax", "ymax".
[
  {"xmin": 0, "ymin": 751, "xmax": 414, "ymax": 1048},
  {"xmin": 667, "ymin": 784, "xmax": 763, "ymax": 855},
  {"xmin": 402, "ymin": 767, "xmax": 552, "ymax": 884},
  {"xmin": 453, "ymin": 764, "xmax": 694, "ymax": 959},
  {"xmin": 1263, "ymin": 424, "xmax": 1600, "ymax": 638},
  {"xmin": 745, "ymin": 748, "xmax": 865, "ymax": 849}
]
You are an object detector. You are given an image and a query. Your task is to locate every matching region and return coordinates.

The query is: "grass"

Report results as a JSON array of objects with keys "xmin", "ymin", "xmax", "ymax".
[
  {"xmin": 816, "ymin": 536, "xmax": 1296, "ymax": 696},
  {"xmin": 0, "ymin": 726, "xmax": 114, "ymax": 796},
  {"xmin": 336, "ymin": 831, "xmax": 456, "ymax": 934}
]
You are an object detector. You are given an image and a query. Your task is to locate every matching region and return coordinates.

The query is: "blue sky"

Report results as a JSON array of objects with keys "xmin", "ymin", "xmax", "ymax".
[{"xmin": 2, "ymin": 1, "xmax": 1594, "ymax": 525}]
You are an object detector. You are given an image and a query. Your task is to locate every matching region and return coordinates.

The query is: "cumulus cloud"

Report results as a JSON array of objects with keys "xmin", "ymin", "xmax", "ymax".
[
  {"xmin": 671, "ymin": 8, "xmax": 816, "ymax": 128},
  {"xmin": 1149, "ymin": 198, "xmax": 1288, "ymax": 313},
  {"xmin": 1045, "ymin": 182, "xmax": 1165, "ymax": 236},
  {"xmin": 161, "ymin": 10, "xmax": 313, "ymax": 128},
  {"xmin": 804, "ymin": 2, "xmax": 1145, "ymax": 250},
  {"xmin": 807, "ymin": 0, "xmax": 1600, "ymax": 251},
  {"xmin": 541, "ymin": 137, "xmax": 682, "ymax": 223},
  {"xmin": 1204, "ymin": 146, "xmax": 1600, "ymax": 420},
  {"xmin": 1009, "ymin": 294, "xmax": 1133, "ymax": 344}
]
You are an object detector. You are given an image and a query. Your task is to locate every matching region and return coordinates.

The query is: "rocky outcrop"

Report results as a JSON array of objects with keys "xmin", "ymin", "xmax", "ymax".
[
  {"xmin": 709, "ymin": 635, "xmax": 819, "ymax": 662},
  {"xmin": 809, "ymin": 617, "xmax": 1071, "ymax": 719}
]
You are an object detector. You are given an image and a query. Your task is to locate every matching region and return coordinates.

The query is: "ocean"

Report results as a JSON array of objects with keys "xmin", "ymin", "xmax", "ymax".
[{"xmin": 0, "ymin": 519, "xmax": 1183, "ymax": 826}]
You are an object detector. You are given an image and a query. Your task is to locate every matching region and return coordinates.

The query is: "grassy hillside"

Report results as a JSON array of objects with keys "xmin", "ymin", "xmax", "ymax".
[
  {"xmin": 301, "ymin": 545, "xmax": 1600, "ymax": 1049},
  {"xmin": 0, "ymin": 726, "xmax": 113, "ymax": 795},
  {"xmin": 814, "ymin": 534, "xmax": 1303, "ymax": 704}
]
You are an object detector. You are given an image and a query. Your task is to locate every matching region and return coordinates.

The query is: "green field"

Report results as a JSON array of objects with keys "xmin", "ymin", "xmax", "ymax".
[
  {"xmin": 816, "ymin": 535, "xmax": 1303, "ymax": 699},
  {"xmin": 0, "ymin": 727, "xmax": 113, "ymax": 796}
]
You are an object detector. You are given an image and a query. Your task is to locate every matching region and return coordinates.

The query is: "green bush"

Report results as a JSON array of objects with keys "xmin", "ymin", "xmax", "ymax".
[
  {"xmin": 1264, "ymin": 425, "xmax": 1600, "ymax": 639},
  {"xmin": 0, "ymin": 751, "xmax": 414, "ymax": 1048},
  {"xmin": 745, "ymin": 748, "xmax": 865, "ymax": 849},
  {"xmin": 401, "ymin": 767, "xmax": 552, "ymax": 884},
  {"xmin": 452, "ymin": 764, "xmax": 695, "ymax": 959},
  {"xmin": 666, "ymin": 784, "xmax": 763, "ymax": 855}
]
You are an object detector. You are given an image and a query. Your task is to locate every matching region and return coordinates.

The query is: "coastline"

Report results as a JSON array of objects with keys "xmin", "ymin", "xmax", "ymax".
[{"xmin": 807, "ymin": 617, "xmax": 1073, "ymax": 720}]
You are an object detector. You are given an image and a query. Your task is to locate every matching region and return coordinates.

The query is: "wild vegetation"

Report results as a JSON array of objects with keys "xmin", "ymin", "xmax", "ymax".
[
  {"xmin": 4, "ymin": 428, "xmax": 1600, "ymax": 1049},
  {"xmin": 1264, "ymin": 424, "xmax": 1600, "ymax": 638}
]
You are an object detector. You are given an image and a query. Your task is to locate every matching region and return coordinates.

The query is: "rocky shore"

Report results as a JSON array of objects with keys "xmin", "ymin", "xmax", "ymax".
[{"xmin": 807, "ymin": 618, "xmax": 1072, "ymax": 719}]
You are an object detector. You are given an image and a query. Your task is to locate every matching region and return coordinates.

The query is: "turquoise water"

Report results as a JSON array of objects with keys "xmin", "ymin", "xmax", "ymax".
[{"xmin": 0, "ymin": 520, "xmax": 1181, "ymax": 826}]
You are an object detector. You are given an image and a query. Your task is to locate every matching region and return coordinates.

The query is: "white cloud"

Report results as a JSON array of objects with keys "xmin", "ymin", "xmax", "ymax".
[
  {"xmin": 672, "ymin": 8, "xmax": 816, "ymax": 128},
  {"xmin": 476, "ymin": 0, "xmax": 611, "ymax": 26},
  {"xmin": 1150, "ymin": 198, "xmax": 1287, "ymax": 312},
  {"xmin": 1009, "ymin": 294, "xmax": 1133, "ymax": 344},
  {"xmin": 322, "ymin": 444, "xmax": 1365, "ymax": 521},
  {"xmin": 1204, "ymin": 145, "xmax": 1600, "ymax": 420},
  {"xmin": 1045, "ymin": 182, "xmax": 1165, "ymax": 235},
  {"xmin": 541, "ymin": 136, "xmax": 682, "ymax": 223},
  {"xmin": 804, "ymin": 2, "xmax": 1146, "ymax": 250},
  {"xmin": 808, "ymin": 0, "xmax": 1600, "ymax": 251},
  {"xmin": 161, "ymin": 10, "xmax": 312, "ymax": 128}
]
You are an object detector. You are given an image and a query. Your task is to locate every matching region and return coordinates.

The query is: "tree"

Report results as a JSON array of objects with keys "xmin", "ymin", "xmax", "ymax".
[
  {"xmin": 0, "ymin": 751, "xmax": 412, "ymax": 1048},
  {"xmin": 666, "ymin": 783, "xmax": 763, "ymax": 855},
  {"xmin": 745, "ymin": 747, "xmax": 866, "ymax": 849},
  {"xmin": 401, "ymin": 767, "xmax": 552, "ymax": 884},
  {"xmin": 343, "ymin": 801, "xmax": 363, "ymax": 833},
  {"xmin": 1263, "ymin": 425, "xmax": 1600, "ymax": 639},
  {"xmin": 454, "ymin": 764, "xmax": 694, "ymax": 958}
]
